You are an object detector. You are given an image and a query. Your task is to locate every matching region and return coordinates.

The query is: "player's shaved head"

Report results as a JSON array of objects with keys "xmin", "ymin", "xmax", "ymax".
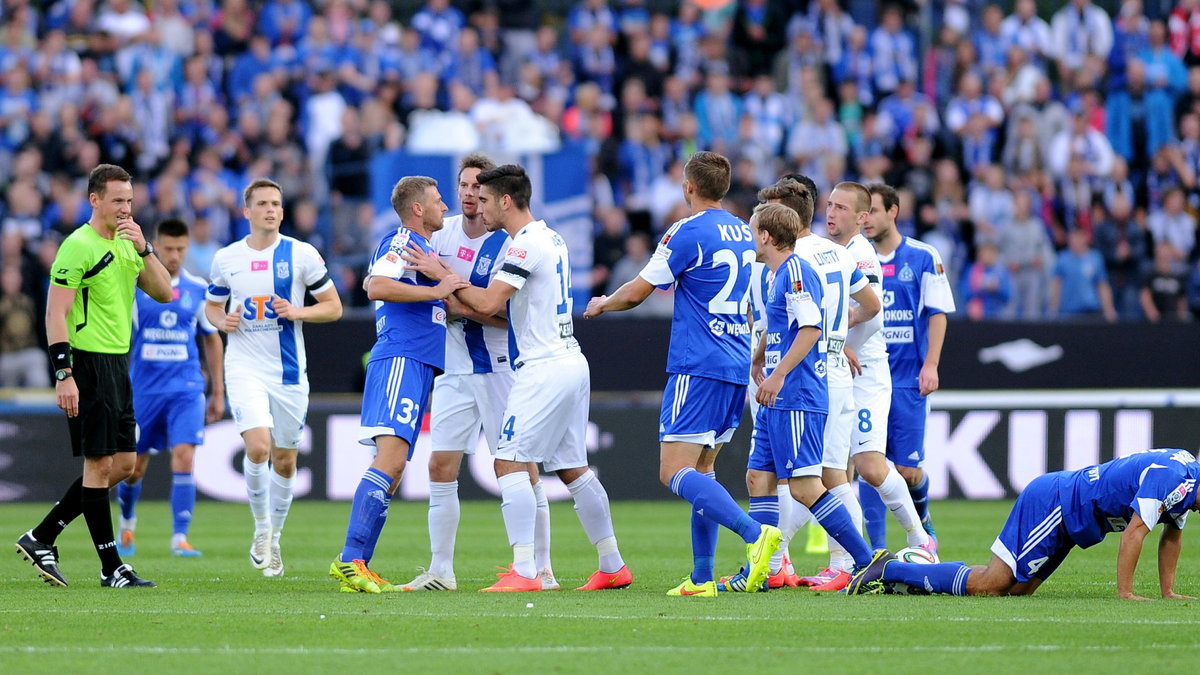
[
  {"xmin": 391, "ymin": 175, "xmax": 438, "ymax": 223},
  {"xmin": 751, "ymin": 202, "xmax": 801, "ymax": 250},
  {"xmin": 833, "ymin": 181, "xmax": 871, "ymax": 213}
]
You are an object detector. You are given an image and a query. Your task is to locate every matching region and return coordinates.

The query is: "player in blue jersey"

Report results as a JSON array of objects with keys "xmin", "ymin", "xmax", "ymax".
[
  {"xmin": 586, "ymin": 152, "xmax": 783, "ymax": 597},
  {"xmin": 330, "ymin": 176, "xmax": 468, "ymax": 594},
  {"xmin": 116, "ymin": 219, "xmax": 224, "ymax": 558},
  {"xmin": 863, "ymin": 184, "xmax": 955, "ymax": 545},
  {"xmin": 850, "ymin": 449, "xmax": 1200, "ymax": 599}
]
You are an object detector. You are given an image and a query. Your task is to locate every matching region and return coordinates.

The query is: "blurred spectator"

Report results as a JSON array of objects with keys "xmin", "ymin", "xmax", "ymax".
[
  {"xmin": 1147, "ymin": 186, "xmax": 1196, "ymax": 261},
  {"xmin": 605, "ymin": 231, "xmax": 671, "ymax": 317},
  {"xmin": 1140, "ymin": 241, "xmax": 1190, "ymax": 321},
  {"xmin": 692, "ymin": 70, "xmax": 741, "ymax": 153},
  {"xmin": 787, "ymin": 98, "xmax": 845, "ymax": 189},
  {"xmin": 591, "ymin": 205, "xmax": 627, "ymax": 294},
  {"xmin": 1051, "ymin": 0, "xmax": 1115, "ymax": 82},
  {"xmin": 959, "ymin": 240, "xmax": 1012, "ymax": 320},
  {"xmin": 1107, "ymin": 59, "xmax": 1179, "ymax": 176},
  {"xmin": 260, "ymin": 0, "xmax": 312, "ymax": 47},
  {"xmin": 1049, "ymin": 106, "xmax": 1115, "ymax": 181},
  {"xmin": 1094, "ymin": 194, "xmax": 1150, "ymax": 317},
  {"xmin": 968, "ymin": 164, "xmax": 1014, "ymax": 245},
  {"xmin": 0, "ymin": 265, "xmax": 47, "ymax": 387},
  {"xmin": 1000, "ymin": 0, "xmax": 1053, "ymax": 66},
  {"xmin": 869, "ymin": 5, "xmax": 917, "ymax": 98},
  {"xmin": 999, "ymin": 190, "xmax": 1054, "ymax": 319},
  {"xmin": 973, "ymin": 5, "xmax": 1008, "ymax": 79},
  {"xmin": 732, "ymin": 0, "xmax": 787, "ymax": 77},
  {"xmin": 1050, "ymin": 228, "xmax": 1119, "ymax": 321}
]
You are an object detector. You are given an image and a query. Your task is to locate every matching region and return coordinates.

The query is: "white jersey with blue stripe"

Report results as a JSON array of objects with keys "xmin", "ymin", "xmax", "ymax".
[
  {"xmin": 493, "ymin": 219, "xmax": 579, "ymax": 366},
  {"xmin": 878, "ymin": 237, "xmax": 955, "ymax": 389},
  {"xmin": 844, "ymin": 233, "xmax": 886, "ymax": 364},
  {"xmin": 131, "ymin": 271, "xmax": 215, "ymax": 395},
  {"xmin": 794, "ymin": 234, "xmax": 865, "ymax": 389},
  {"xmin": 763, "ymin": 254, "xmax": 826, "ymax": 412},
  {"xmin": 639, "ymin": 208, "xmax": 755, "ymax": 385},
  {"xmin": 206, "ymin": 234, "xmax": 333, "ymax": 386},
  {"xmin": 430, "ymin": 214, "xmax": 513, "ymax": 374}
]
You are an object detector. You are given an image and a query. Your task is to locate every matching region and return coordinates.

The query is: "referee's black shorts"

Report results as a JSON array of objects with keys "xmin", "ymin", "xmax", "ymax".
[{"xmin": 68, "ymin": 350, "xmax": 136, "ymax": 457}]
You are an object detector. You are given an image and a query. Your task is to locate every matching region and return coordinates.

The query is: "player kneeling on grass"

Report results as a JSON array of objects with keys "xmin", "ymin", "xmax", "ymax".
[{"xmin": 848, "ymin": 448, "xmax": 1200, "ymax": 599}]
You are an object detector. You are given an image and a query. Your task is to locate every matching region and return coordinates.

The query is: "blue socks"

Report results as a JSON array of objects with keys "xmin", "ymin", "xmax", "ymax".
[
  {"xmin": 671, "ymin": 468, "xmax": 761, "ymax": 544},
  {"xmin": 171, "ymin": 473, "xmax": 195, "ymax": 536},
  {"xmin": 910, "ymin": 474, "xmax": 933, "ymax": 533},
  {"xmin": 859, "ymin": 477, "xmax": 888, "ymax": 549},
  {"xmin": 748, "ymin": 495, "xmax": 779, "ymax": 527},
  {"xmin": 340, "ymin": 468, "xmax": 392, "ymax": 562},
  {"xmin": 361, "ymin": 489, "xmax": 393, "ymax": 565},
  {"xmin": 117, "ymin": 479, "xmax": 141, "ymax": 521},
  {"xmin": 811, "ymin": 491, "xmax": 873, "ymax": 567},
  {"xmin": 886, "ymin": 561, "xmax": 971, "ymax": 595},
  {"xmin": 689, "ymin": 471, "xmax": 719, "ymax": 585}
]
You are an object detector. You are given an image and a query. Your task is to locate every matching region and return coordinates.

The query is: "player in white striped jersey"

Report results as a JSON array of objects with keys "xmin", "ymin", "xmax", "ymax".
[
  {"xmin": 751, "ymin": 179, "xmax": 880, "ymax": 591},
  {"xmin": 404, "ymin": 154, "xmax": 559, "ymax": 592},
  {"xmin": 405, "ymin": 165, "xmax": 630, "ymax": 592},
  {"xmin": 827, "ymin": 182, "xmax": 932, "ymax": 556},
  {"xmin": 204, "ymin": 178, "xmax": 342, "ymax": 577}
]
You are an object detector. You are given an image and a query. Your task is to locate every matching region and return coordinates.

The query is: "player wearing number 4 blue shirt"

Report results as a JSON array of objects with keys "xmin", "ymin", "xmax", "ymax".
[
  {"xmin": 117, "ymin": 219, "xmax": 225, "ymax": 559},
  {"xmin": 331, "ymin": 176, "xmax": 468, "ymax": 594},
  {"xmin": 864, "ymin": 183, "xmax": 955, "ymax": 544},
  {"xmin": 850, "ymin": 449, "xmax": 1200, "ymax": 599},
  {"xmin": 587, "ymin": 152, "xmax": 782, "ymax": 597},
  {"xmin": 410, "ymin": 165, "xmax": 629, "ymax": 593}
]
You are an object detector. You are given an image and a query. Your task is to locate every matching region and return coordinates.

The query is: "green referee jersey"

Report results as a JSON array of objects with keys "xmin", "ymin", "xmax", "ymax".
[{"xmin": 50, "ymin": 223, "xmax": 145, "ymax": 354}]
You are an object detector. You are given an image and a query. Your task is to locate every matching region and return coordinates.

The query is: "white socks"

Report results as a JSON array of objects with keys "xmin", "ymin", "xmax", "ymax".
[
  {"xmin": 269, "ymin": 470, "xmax": 294, "ymax": 544},
  {"xmin": 769, "ymin": 483, "xmax": 791, "ymax": 573},
  {"xmin": 876, "ymin": 468, "xmax": 931, "ymax": 547},
  {"xmin": 498, "ymin": 471, "xmax": 537, "ymax": 578},
  {"xmin": 532, "ymin": 480, "xmax": 553, "ymax": 574},
  {"xmin": 828, "ymin": 483, "xmax": 862, "ymax": 571},
  {"xmin": 566, "ymin": 470, "xmax": 624, "ymax": 573},
  {"xmin": 428, "ymin": 481, "xmax": 460, "ymax": 578},
  {"xmin": 243, "ymin": 457, "xmax": 270, "ymax": 533}
]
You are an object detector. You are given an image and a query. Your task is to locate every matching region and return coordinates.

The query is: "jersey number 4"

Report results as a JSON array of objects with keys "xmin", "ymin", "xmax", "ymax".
[{"xmin": 708, "ymin": 250, "xmax": 756, "ymax": 314}]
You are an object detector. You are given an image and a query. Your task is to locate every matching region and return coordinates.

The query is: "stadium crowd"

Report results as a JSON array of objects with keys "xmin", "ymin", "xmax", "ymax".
[{"xmin": 2, "ymin": 0, "xmax": 1200, "ymax": 388}]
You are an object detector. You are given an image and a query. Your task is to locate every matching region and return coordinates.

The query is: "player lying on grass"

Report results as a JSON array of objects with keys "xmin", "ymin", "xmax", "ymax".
[{"xmin": 848, "ymin": 448, "xmax": 1200, "ymax": 600}]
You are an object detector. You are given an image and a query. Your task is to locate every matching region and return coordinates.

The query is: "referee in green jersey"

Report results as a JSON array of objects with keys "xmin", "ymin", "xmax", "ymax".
[{"xmin": 15, "ymin": 164, "xmax": 172, "ymax": 588}]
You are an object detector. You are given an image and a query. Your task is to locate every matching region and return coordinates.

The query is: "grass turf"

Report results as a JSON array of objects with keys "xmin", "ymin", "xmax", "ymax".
[{"xmin": 1, "ymin": 498, "xmax": 1197, "ymax": 673}]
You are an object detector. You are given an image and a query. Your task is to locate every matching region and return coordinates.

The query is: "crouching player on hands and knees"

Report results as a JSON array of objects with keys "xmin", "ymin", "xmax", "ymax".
[
  {"xmin": 585, "ymin": 152, "xmax": 779, "ymax": 598},
  {"xmin": 405, "ymin": 165, "xmax": 630, "ymax": 592},
  {"xmin": 330, "ymin": 176, "xmax": 467, "ymax": 594},
  {"xmin": 848, "ymin": 448, "xmax": 1200, "ymax": 599}
]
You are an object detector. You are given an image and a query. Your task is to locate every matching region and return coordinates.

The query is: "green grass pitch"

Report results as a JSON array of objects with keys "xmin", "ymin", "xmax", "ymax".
[{"xmin": 1, "ymin": 499, "xmax": 1197, "ymax": 673}]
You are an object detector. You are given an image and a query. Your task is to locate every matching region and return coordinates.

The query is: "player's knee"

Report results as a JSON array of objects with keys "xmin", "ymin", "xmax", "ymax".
[
  {"xmin": 967, "ymin": 562, "xmax": 1018, "ymax": 596},
  {"xmin": 745, "ymin": 469, "xmax": 774, "ymax": 496},
  {"xmin": 789, "ymin": 477, "xmax": 824, "ymax": 506},
  {"xmin": 897, "ymin": 465, "xmax": 922, "ymax": 486},
  {"xmin": 427, "ymin": 453, "xmax": 462, "ymax": 483},
  {"xmin": 171, "ymin": 446, "xmax": 195, "ymax": 472},
  {"xmin": 855, "ymin": 455, "xmax": 888, "ymax": 486}
]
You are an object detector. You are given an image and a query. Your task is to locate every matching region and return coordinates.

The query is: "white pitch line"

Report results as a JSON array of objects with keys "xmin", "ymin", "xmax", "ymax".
[{"xmin": 0, "ymin": 644, "xmax": 1196, "ymax": 657}]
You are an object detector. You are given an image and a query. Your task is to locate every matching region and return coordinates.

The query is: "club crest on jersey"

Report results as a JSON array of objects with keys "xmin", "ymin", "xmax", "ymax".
[
  {"xmin": 475, "ymin": 255, "xmax": 493, "ymax": 277},
  {"xmin": 899, "ymin": 263, "xmax": 915, "ymax": 282},
  {"xmin": 276, "ymin": 261, "xmax": 290, "ymax": 279},
  {"xmin": 458, "ymin": 246, "xmax": 476, "ymax": 262},
  {"xmin": 251, "ymin": 260, "xmax": 268, "ymax": 272},
  {"xmin": 159, "ymin": 310, "xmax": 178, "ymax": 328}
]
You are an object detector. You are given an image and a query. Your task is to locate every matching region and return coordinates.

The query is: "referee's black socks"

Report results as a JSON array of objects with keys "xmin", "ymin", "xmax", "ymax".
[
  {"xmin": 31, "ymin": 476, "xmax": 84, "ymax": 544},
  {"xmin": 81, "ymin": 486, "xmax": 122, "ymax": 575}
]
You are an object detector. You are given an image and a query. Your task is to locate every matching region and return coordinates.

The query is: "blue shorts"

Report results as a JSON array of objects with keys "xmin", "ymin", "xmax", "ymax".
[
  {"xmin": 748, "ymin": 407, "xmax": 826, "ymax": 479},
  {"xmin": 659, "ymin": 374, "xmax": 746, "ymax": 448},
  {"xmin": 990, "ymin": 473, "xmax": 1073, "ymax": 584},
  {"xmin": 886, "ymin": 387, "xmax": 929, "ymax": 468},
  {"xmin": 359, "ymin": 356, "xmax": 436, "ymax": 453},
  {"xmin": 134, "ymin": 390, "xmax": 205, "ymax": 455}
]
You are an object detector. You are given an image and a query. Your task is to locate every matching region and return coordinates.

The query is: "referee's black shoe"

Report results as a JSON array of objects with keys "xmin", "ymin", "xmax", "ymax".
[
  {"xmin": 101, "ymin": 563, "xmax": 156, "ymax": 588},
  {"xmin": 15, "ymin": 530, "xmax": 68, "ymax": 587}
]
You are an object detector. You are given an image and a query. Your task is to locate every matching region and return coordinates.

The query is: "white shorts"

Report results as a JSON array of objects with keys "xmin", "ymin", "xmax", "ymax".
[
  {"xmin": 495, "ymin": 352, "xmax": 589, "ymax": 472},
  {"xmin": 430, "ymin": 370, "xmax": 516, "ymax": 454},
  {"xmin": 225, "ymin": 371, "xmax": 309, "ymax": 449},
  {"xmin": 822, "ymin": 384, "xmax": 855, "ymax": 470},
  {"xmin": 850, "ymin": 358, "xmax": 892, "ymax": 457}
]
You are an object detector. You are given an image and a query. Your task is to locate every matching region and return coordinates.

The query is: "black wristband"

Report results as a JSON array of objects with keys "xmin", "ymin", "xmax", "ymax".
[{"xmin": 48, "ymin": 342, "xmax": 72, "ymax": 369}]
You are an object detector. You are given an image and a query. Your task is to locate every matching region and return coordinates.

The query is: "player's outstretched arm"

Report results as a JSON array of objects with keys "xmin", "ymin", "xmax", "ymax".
[
  {"xmin": 584, "ymin": 276, "xmax": 655, "ymax": 318},
  {"xmin": 1116, "ymin": 513, "xmax": 1152, "ymax": 601},
  {"xmin": 1157, "ymin": 525, "xmax": 1195, "ymax": 599},
  {"xmin": 367, "ymin": 275, "xmax": 467, "ymax": 304},
  {"xmin": 454, "ymin": 278, "xmax": 518, "ymax": 317}
]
